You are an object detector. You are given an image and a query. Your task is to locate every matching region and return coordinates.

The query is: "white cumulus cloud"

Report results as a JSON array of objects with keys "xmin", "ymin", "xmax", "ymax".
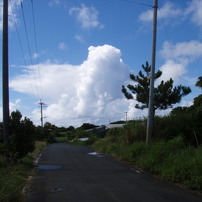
[
  {"xmin": 10, "ymin": 45, "xmax": 140, "ymax": 126},
  {"xmin": 158, "ymin": 40, "xmax": 202, "ymax": 85},
  {"xmin": 0, "ymin": 0, "xmax": 21, "ymax": 30},
  {"xmin": 139, "ymin": 2, "xmax": 183, "ymax": 23},
  {"xmin": 69, "ymin": 4, "xmax": 103, "ymax": 30},
  {"xmin": 186, "ymin": 0, "xmax": 202, "ymax": 27},
  {"xmin": 160, "ymin": 40, "xmax": 202, "ymax": 61},
  {"xmin": 139, "ymin": 0, "xmax": 202, "ymax": 28}
]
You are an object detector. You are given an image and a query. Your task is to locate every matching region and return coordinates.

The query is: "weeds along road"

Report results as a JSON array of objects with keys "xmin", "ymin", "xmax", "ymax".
[{"xmin": 27, "ymin": 143, "xmax": 202, "ymax": 202}]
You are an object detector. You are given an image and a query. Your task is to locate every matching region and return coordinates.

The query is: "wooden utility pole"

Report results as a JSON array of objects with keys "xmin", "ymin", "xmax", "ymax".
[
  {"xmin": 2, "ymin": 0, "xmax": 10, "ymax": 143},
  {"xmin": 146, "ymin": 0, "xmax": 158, "ymax": 144}
]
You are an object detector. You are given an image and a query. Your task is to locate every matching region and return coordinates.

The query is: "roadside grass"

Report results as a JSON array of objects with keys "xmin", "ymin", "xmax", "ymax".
[
  {"xmin": 55, "ymin": 136, "xmax": 67, "ymax": 143},
  {"xmin": 92, "ymin": 136, "xmax": 202, "ymax": 192},
  {"xmin": 0, "ymin": 141, "xmax": 47, "ymax": 202}
]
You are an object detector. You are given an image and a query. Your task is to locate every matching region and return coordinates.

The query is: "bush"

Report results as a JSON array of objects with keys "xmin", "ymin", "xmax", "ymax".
[
  {"xmin": 122, "ymin": 121, "xmax": 146, "ymax": 144},
  {"xmin": 7, "ymin": 111, "xmax": 35, "ymax": 160},
  {"xmin": 154, "ymin": 112, "xmax": 202, "ymax": 146},
  {"xmin": 93, "ymin": 135, "xmax": 202, "ymax": 191},
  {"xmin": 161, "ymin": 146, "xmax": 202, "ymax": 190},
  {"xmin": 106, "ymin": 128, "xmax": 123, "ymax": 143},
  {"xmin": 135, "ymin": 136, "xmax": 185, "ymax": 173}
]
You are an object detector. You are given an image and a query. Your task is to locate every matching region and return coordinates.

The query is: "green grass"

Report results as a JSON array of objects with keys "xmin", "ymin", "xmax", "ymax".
[
  {"xmin": 92, "ymin": 136, "xmax": 202, "ymax": 192},
  {"xmin": 55, "ymin": 136, "xmax": 67, "ymax": 143},
  {"xmin": 0, "ymin": 141, "xmax": 47, "ymax": 201}
]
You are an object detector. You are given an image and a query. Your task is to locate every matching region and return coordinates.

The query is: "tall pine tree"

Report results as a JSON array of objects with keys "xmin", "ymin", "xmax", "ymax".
[{"xmin": 122, "ymin": 61, "xmax": 191, "ymax": 112}]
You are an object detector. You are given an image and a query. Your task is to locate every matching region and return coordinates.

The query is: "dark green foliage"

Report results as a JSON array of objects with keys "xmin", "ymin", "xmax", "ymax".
[
  {"xmin": 67, "ymin": 125, "xmax": 75, "ymax": 131},
  {"xmin": 79, "ymin": 123, "xmax": 98, "ymax": 130},
  {"xmin": 170, "ymin": 106, "xmax": 188, "ymax": 115},
  {"xmin": 44, "ymin": 122, "xmax": 57, "ymax": 130},
  {"xmin": 154, "ymin": 79, "xmax": 191, "ymax": 110},
  {"xmin": 122, "ymin": 121, "xmax": 146, "ymax": 144},
  {"xmin": 0, "ymin": 141, "xmax": 47, "ymax": 201},
  {"xmin": 7, "ymin": 110, "xmax": 35, "ymax": 160},
  {"xmin": 154, "ymin": 113, "xmax": 202, "ymax": 146},
  {"xmin": 196, "ymin": 76, "xmax": 202, "ymax": 89},
  {"xmin": 110, "ymin": 120, "xmax": 126, "ymax": 124},
  {"xmin": 93, "ymin": 135, "xmax": 202, "ymax": 191},
  {"xmin": 193, "ymin": 94, "xmax": 202, "ymax": 108},
  {"xmin": 106, "ymin": 127, "xmax": 123, "ymax": 143},
  {"xmin": 168, "ymin": 88, "xmax": 202, "ymax": 146},
  {"xmin": 122, "ymin": 61, "xmax": 191, "ymax": 111},
  {"xmin": 66, "ymin": 126, "xmax": 100, "ymax": 146}
]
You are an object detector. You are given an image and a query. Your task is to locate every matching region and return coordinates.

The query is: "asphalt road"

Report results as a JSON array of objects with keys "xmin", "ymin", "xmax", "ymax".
[{"xmin": 27, "ymin": 143, "xmax": 202, "ymax": 202}]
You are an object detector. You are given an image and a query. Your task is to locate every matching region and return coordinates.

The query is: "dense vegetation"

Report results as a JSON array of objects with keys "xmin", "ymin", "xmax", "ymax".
[
  {"xmin": 93, "ymin": 83, "xmax": 202, "ymax": 192},
  {"xmin": 0, "ymin": 141, "xmax": 46, "ymax": 201},
  {"xmin": 0, "ymin": 75, "xmax": 201, "ymax": 200}
]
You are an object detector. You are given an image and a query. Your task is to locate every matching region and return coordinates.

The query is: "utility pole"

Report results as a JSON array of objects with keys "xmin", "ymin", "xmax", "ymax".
[
  {"xmin": 39, "ymin": 100, "xmax": 46, "ymax": 127},
  {"xmin": 2, "ymin": 0, "xmax": 9, "ymax": 143},
  {"xmin": 146, "ymin": 0, "xmax": 158, "ymax": 144},
  {"xmin": 125, "ymin": 111, "xmax": 128, "ymax": 122}
]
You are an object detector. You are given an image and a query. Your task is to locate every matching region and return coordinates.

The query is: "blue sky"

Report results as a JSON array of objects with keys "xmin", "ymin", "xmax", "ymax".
[{"xmin": 0, "ymin": 0, "xmax": 202, "ymax": 126}]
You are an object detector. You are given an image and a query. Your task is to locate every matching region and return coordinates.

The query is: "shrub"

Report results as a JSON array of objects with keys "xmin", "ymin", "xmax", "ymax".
[
  {"xmin": 135, "ymin": 136, "xmax": 185, "ymax": 173},
  {"xmin": 154, "ymin": 113, "xmax": 202, "ymax": 146},
  {"xmin": 7, "ymin": 111, "xmax": 35, "ymax": 160},
  {"xmin": 106, "ymin": 128, "xmax": 123, "ymax": 143},
  {"xmin": 130, "ymin": 141, "xmax": 149, "ymax": 158},
  {"xmin": 161, "ymin": 146, "xmax": 202, "ymax": 190},
  {"xmin": 122, "ymin": 121, "xmax": 146, "ymax": 144}
]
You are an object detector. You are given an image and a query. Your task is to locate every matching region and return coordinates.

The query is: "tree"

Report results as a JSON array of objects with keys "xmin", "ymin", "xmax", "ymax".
[
  {"xmin": 196, "ymin": 76, "xmax": 202, "ymax": 89},
  {"xmin": 8, "ymin": 110, "xmax": 35, "ymax": 159},
  {"xmin": 122, "ymin": 61, "xmax": 191, "ymax": 112}
]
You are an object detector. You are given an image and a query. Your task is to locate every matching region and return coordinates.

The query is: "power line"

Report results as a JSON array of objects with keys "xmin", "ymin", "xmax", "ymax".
[
  {"xmin": 20, "ymin": 1, "xmax": 41, "ymax": 100},
  {"xmin": 120, "ymin": 0, "xmax": 152, "ymax": 7},
  {"xmin": 158, "ymin": 8, "xmax": 190, "ymax": 106},
  {"xmin": 9, "ymin": 0, "xmax": 39, "ymax": 101},
  {"xmin": 158, "ymin": 9, "xmax": 183, "ymax": 84},
  {"xmin": 31, "ymin": 0, "xmax": 44, "ymax": 99}
]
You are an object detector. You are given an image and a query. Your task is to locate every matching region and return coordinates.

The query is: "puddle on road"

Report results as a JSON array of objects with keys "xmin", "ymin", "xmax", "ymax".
[
  {"xmin": 88, "ymin": 152, "xmax": 104, "ymax": 157},
  {"xmin": 36, "ymin": 165, "xmax": 62, "ymax": 170},
  {"xmin": 50, "ymin": 187, "xmax": 65, "ymax": 193}
]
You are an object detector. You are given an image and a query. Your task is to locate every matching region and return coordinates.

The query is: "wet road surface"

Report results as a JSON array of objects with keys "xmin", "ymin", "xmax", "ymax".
[{"xmin": 27, "ymin": 143, "xmax": 202, "ymax": 202}]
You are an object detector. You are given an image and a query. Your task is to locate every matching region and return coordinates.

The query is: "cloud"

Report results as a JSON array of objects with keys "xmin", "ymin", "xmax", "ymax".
[
  {"xmin": 0, "ymin": 0, "xmax": 21, "ymax": 30},
  {"xmin": 10, "ymin": 99, "xmax": 21, "ymax": 112},
  {"xmin": 75, "ymin": 34, "xmax": 85, "ymax": 43},
  {"xmin": 139, "ymin": 2, "xmax": 183, "ymax": 23},
  {"xmin": 49, "ymin": 0, "xmax": 60, "ymax": 7},
  {"xmin": 139, "ymin": 0, "xmax": 202, "ymax": 28},
  {"xmin": 158, "ymin": 60, "xmax": 187, "ymax": 85},
  {"xmin": 160, "ymin": 40, "xmax": 202, "ymax": 62},
  {"xmin": 186, "ymin": 0, "xmax": 202, "ymax": 27},
  {"xmin": 32, "ymin": 53, "xmax": 39, "ymax": 59},
  {"xmin": 58, "ymin": 42, "xmax": 67, "ymax": 50},
  {"xmin": 69, "ymin": 4, "xmax": 103, "ymax": 30},
  {"xmin": 158, "ymin": 40, "xmax": 202, "ymax": 85},
  {"xmin": 10, "ymin": 45, "xmax": 140, "ymax": 126}
]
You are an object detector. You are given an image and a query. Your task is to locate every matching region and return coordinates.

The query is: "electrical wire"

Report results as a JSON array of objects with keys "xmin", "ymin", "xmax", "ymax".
[
  {"xmin": 9, "ymin": 0, "xmax": 39, "ymax": 101},
  {"xmin": 20, "ymin": 1, "xmax": 41, "ymax": 101},
  {"xmin": 31, "ymin": 0, "xmax": 44, "ymax": 100},
  {"xmin": 158, "ymin": 7, "xmax": 190, "ymax": 105},
  {"xmin": 120, "ymin": 0, "xmax": 152, "ymax": 7},
  {"xmin": 158, "ymin": 9, "xmax": 183, "ymax": 84}
]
